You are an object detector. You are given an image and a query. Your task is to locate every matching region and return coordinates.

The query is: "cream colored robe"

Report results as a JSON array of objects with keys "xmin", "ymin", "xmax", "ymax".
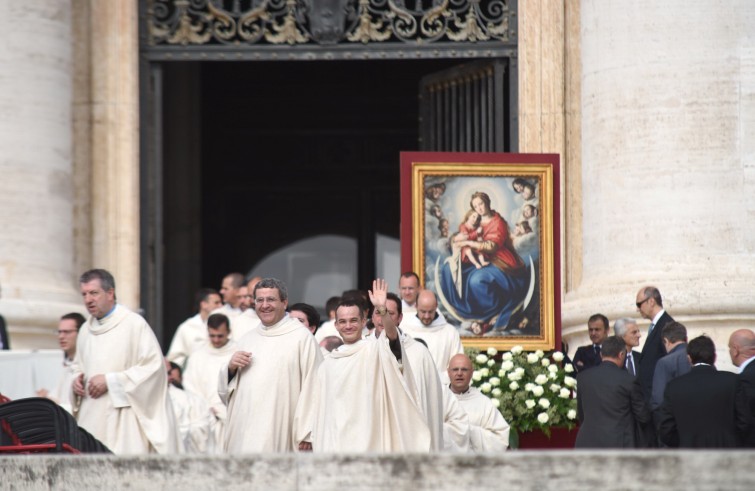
[
  {"xmin": 400, "ymin": 313, "xmax": 464, "ymax": 383},
  {"xmin": 168, "ymin": 384, "xmax": 215, "ymax": 454},
  {"xmin": 402, "ymin": 335, "xmax": 445, "ymax": 451},
  {"xmin": 441, "ymin": 384, "xmax": 471, "ymax": 452},
  {"xmin": 229, "ymin": 309, "xmax": 260, "ymax": 341},
  {"xmin": 183, "ymin": 339, "xmax": 237, "ymax": 451},
  {"xmin": 454, "ymin": 386, "xmax": 510, "ymax": 451},
  {"xmin": 219, "ymin": 315, "xmax": 321, "ymax": 453},
  {"xmin": 166, "ymin": 314, "xmax": 207, "ymax": 368},
  {"xmin": 49, "ymin": 356, "xmax": 75, "ymax": 413},
  {"xmin": 294, "ymin": 335, "xmax": 431, "ymax": 452},
  {"xmin": 72, "ymin": 305, "xmax": 179, "ymax": 454}
]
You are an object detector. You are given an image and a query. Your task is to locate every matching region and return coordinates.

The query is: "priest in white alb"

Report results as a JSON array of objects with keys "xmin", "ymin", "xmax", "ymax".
[
  {"xmin": 219, "ymin": 278, "xmax": 322, "ymax": 452},
  {"xmin": 72, "ymin": 269, "xmax": 179, "ymax": 454},
  {"xmin": 400, "ymin": 289, "xmax": 464, "ymax": 383},
  {"xmin": 182, "ymin": 313, "xmax": 237, "ymax": 451},
  {"xmin": 166, "ymin": 288, "xmax": 222, "ymax": 368},
  {"xmin": 294, "ymin": 279, "xmax": 431, "ymax": 452},
  {"xmin": 447, "ymin": 353, "xmax": 510, "ymax": 451}
]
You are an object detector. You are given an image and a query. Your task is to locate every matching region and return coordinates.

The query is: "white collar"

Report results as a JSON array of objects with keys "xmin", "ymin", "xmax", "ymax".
[
  {"xmin": 739, "ymin": 355, "xmax": 755, "ymax": 373},
  {"xmin": 651, "ymin": 309, "xmax": 666, "ymax": 326}
]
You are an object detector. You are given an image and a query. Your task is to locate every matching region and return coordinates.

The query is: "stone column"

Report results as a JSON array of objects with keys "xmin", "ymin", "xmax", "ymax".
[
  {"xmin": 89, "ymin": 0, "xmax": 141, "ymax": 310},
  {"xmin": 565, "ymin": 0, "xmax": 755, "ymax": 367},
  {"xmin": 0, "ymin": 1, "xmax": 83, "ymax": 348}
]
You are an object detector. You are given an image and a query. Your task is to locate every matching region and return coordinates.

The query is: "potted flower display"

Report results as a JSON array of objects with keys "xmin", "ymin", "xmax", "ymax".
[{"xmin": 468, "ymin": 345, "xmax": 578, "ymax": 449}]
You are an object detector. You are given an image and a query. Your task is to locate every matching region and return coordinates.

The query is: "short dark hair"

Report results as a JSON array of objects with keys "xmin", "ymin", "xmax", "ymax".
[
  {"xmin": 225, "ymin": 273, "xmax": 245, "ymax": 288},
  {"xmin": 289, "ymin": 303, "xmax": 320, "ymax": 328},
  {"xmin": 207, "ymin": 313, "xmax": 230, "ymax": 331},
  {"xmin": 195, "ymin": 288, "xmax": 219, "ymax": 308},
  {"xmin": 687, "ymin": 335, "xmax": 715, "ymax": 365},
  {"xmin": 336, "ymin": 299, "xmax": 365, "ymax": 320},
  {"xmin": 601, "ymin": 336, "xmax": 626, "ymax": 358},
  {"xmin": 341, "ymin": 290, "xmax": 369, "ymax": 312},
  {"xmin": 325, "ymin": 296, "xmax": 341, "ymax": 315},
  {"xmin": 321, "ymin": 336, "xmax": 343, "ymax": 352},
  {"xmin": 253, "ymin": 278, "xmax": 288, "ymax": 301},
  {"xmin": 642, "ymin": 286, "xmax": 663, "ymax": 308},
  {"xmin": 79, "ymin": 269, "xmax": 115, "ymax": 292},
  {"xmin": 662, "ymin": 321, "xmax": 687, "ymax": 344},
  {"xmin": 61, "ymin": 313, "xmax": 86, "ymax": 331},
  {"xmin": 400, "ymin": 271, "xmax": 420, "ymax": 283},
  {"xmin": 386, "ymin": 292, "xmax": 402, "ymax": 316},
  {"xmin": 588, "ymin": 313, "xmax": 609, "ymax": 331}
]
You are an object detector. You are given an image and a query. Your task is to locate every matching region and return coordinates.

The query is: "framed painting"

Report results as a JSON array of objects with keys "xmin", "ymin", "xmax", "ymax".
[{"xmin": 400, "ymin": 152, "xmax": 561, "ymax": 351}]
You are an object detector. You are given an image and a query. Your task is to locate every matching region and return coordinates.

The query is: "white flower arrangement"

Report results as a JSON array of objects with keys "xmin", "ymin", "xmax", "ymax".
[{"xmin": 468, "ymin": 345, "xmax": 578, "ymax": 440}]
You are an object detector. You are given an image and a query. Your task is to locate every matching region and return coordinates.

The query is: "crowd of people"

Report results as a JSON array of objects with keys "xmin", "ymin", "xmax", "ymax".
[
  {"xmin": 572, "ymin": 286, "xmax": 755, "ymax": 448},
  {"xmin": 10, "ymin": 273, "xmax": 755, "ymax": 453}
]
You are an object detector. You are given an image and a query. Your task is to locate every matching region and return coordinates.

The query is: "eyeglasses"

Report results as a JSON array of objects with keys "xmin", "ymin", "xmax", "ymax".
[{"xmin": 636, "ymin": 297, "xmax": 651, "ymax": 309}]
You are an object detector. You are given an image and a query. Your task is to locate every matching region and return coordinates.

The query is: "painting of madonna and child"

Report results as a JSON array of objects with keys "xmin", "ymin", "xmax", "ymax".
[{"xmin": 402, "ymin": 155, "xmax": 560, "ymax": 351}]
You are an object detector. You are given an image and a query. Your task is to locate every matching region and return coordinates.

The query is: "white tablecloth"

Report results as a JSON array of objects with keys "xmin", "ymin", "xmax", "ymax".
[{"xmin": 0, "ymin": 350, "xmax": 66, "ymax": 400}]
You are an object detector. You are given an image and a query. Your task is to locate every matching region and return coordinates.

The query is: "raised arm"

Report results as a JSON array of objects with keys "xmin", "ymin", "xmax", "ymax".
[{"xmin": 368, "ymin": 278, "xmax": 398, "ymax": 341}]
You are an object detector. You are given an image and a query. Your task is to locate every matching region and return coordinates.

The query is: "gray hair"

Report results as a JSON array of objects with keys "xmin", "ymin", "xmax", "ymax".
[
  {"xmin": 613, "ymin": 317, "xmax": 637, "ymax": 338},
  {"xmin": 79, "ymin": 269, "xmax": 116, "ymax": 292},
  {"xmin": 253, "ymin": 277, "xmax": 288, "ymax": 301}
]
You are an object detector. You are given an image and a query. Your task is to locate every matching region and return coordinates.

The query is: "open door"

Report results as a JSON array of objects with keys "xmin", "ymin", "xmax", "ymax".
[{"xmin": 419, "ymin": 59, "xmax": 516, "ymax": 152}]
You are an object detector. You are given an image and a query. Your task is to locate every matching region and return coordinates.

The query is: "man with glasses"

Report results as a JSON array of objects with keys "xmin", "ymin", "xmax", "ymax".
[
  {"xmin": 219, "ymin": 277, "xmax": 322, "ymax": 452},
  {"xmin": 37, "ymin": 312, "xmax": 86, "ymax": 413}
]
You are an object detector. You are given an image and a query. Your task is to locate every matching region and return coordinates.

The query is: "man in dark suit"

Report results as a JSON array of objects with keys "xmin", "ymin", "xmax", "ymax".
[
  {"xmin": 635, "ymin": 286, "xmax": 673, "ymax": 402},
  {"xmin": 572, "ymin": 313, "xmax": 609, "ymax": 373},
  {"xmin": 650, "ymin": 322, "xmax": 691, "ymax": 411},
  {"xmin": 657, "ymin": 335, "xmax": 741, "ymax": 448},
  {"xmin": 0, "ymin": 282, "xmax": 9, "ymax": 350},
  {"xmin": 614, "ymin": 318, "xmax": 641, "ymax": 377},
  {"xmin": 575, "ymin": 336, "xmax": 650, "ymax": 448},
  {"xmin": 728, "ymin": 329, "xmax": 755, "ymax": 447}
]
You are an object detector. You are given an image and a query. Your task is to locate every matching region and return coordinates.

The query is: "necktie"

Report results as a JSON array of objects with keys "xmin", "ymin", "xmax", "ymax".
[
  {"xmin": 648, "ymin": 322, "xmax": 655, "ymax": 333},
  {"xmin": 594, "ymin": 345, "xmax": 601, "ymax": 357},
  {"xmin": 627, "ymin": 352, "xmax": 635, "ymax": 376}
]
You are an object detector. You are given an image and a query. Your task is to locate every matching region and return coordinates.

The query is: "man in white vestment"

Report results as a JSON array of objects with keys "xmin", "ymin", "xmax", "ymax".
[
  {"xmin": 447, "ymin": 354, "xmax": 510, "ymax": 451},
  {"xmin": 219, "ymin": 278, "xmax": 322, "ymax": 452},
  {"xmin": 182, "ymin": 313, "xmax": 237, "ymax": 451},
  {"xmin": 167, "ymin": 288, "xmax": 222, "ymax": 368},
  {"xmin": 166, "ymin": 360, "xmax": 214, "ymax": 454},
  {"xmin": 401, "ymin": 290, "xmax": 464, "ymax": 383},
  {"xmin": 72, "ymin": 269, "xmax": 179, "ymax": 454},
  {"xmin": 399, "ymin": 271, "xmax": 420, "ymax": 315},
  {"xmin": 37, "ymin": 312, "xmax": 86, "ymax": 413},
  {"xmin": 294, "ymin": 279, "xmax": 431, "ymax": 452},
  {"xmin": 227, "ymin": 276, "xmax": 263, "ymax": 341},
  {"xmin": 314, "ymin": 296, "xmax": 341, "ymax": 343},
  {"xmin": 213, "ymin": 272, "xmax": 245, "ymax": 318}
]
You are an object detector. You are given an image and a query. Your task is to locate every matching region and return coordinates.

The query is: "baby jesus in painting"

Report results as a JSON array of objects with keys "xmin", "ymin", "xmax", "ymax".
[{"xmin": 453, "ymin": 210, "xmax": 489, "ymax": 269}]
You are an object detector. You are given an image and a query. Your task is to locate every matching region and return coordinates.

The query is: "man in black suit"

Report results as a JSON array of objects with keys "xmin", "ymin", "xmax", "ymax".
[
  {"xmin": 572, "ymin": 313, "xmax": 609, "ymax": 373},
  {"xmin": 657, "ymin": 335, "xmax": 741, "ymax": 448},
  {"xmin": 728, "ymin": 329, "xmax": 755, "ymax": 447},
  {"xmin": 575, "ymin": 336, "xmax": 650, "ymax": 448},
  {"xmin": 0, "ymin": 282, "xmax": 9, "ymax": 350},
  {"xmin": 635, "ymin": 286, "xmax": 673, "ymax": 402}
]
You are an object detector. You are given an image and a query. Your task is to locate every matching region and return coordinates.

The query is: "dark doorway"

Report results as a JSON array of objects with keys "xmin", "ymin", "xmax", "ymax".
[{"xmin": 159, "ymin": 58, "xmax": 468, "ymax": 344}]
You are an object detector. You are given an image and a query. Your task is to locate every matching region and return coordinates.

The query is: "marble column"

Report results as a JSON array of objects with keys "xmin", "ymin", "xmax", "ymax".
[
  {"xmin": 0, "ymin": 1, "xmax": 83, "ymax": 348},
  {"xmin": 564, "ymin": 0, "xmax": 755, "ymax": 368}
]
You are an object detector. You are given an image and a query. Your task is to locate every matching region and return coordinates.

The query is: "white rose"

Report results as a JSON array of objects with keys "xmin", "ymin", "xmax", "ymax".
[
  {"xmin": 525, "ymin": 399, "xmax": 536, "ymax": 409},
  {"xmin": 487, "ymin": 359, "xmax": 496, "ymax": 367},
  {"xmin": 548, "ymin": 372, "xmax": 558, "ymax": 380},
  {"xmin": 535, "ymin": 374, "xmax": 548, "ymax": 385},
  {"xmin": 564, "ymin": 376, "xmax": 577, "ymax": 388},
  {"xmin": 538, "ymin": 398, "xmax": 550, "ymax": 409},
  {"xmin": 515, "ymin": 367, "xmax": 525, "ymax": 375},
  {"xmin": 552, "ymin": 352, "xmax": 564, "ymax": 362},
  {"xmin": 559, "ymin": 388, "xmax": 571, "ymax": 399},
  {"xmin": 532, "ymin": 386, "xmax": 544, "ymax": 397},
  {"xmin": 476, "ymin": 354, "xmax": 488, "ymax": 364},
  {"xmin": 487, "ymin": 347, "xmax": 498, "ymax": 356},
  {"xmin": 541, "ymin": 358, "xmax": 551, "ymax": 367},
  {"xmin": 537, "ymin": 412, "xmax": 550, "ymax": 424},
  {"xmin": 490, "ymin": 377, "xmax": 501, "ymax": 387},
  {"xmin": 548, "ymin": 364, "xmax": 559, "ymax": 373},
  {"xmin": 501, "ymin": 360, "xmax": 514, "ymax": 372},
  {"xmin": 524, "ymin": 383, "xmax": 535, "ymax": 392},
  {"xmin": 549, "ymin": 384, "xmax": 561, "ymax": 392},
  {"xmin": 527, "ymin": 353, "xmax": 539, "ymax": 364},
  {"xmin": 509, "ymin": 381, "xmax": 519, "ymax": 391},
  {"xmin": 481, "ymin": 368, "xmax": 490, "ymax": 377},
  {"xmin": 481, "ymin": 383, "xmax": 492, "ymax": 393},
  {"xmin": 492, "ymin": 388, "xmax": 502, "ymax": 397},
  {"xmin": 507, "ymin": 371, "xmax": 521, "ymax": 382},
  {"xmin": 567, "ymin": 409, "xmax": 577, "ymax": 420},
  {"xmin": 511, "ymin": 346, "xmax": 523, "ymax": 355},
  {"xmin": 564, "ymin": 364, "xmax": 574, "ymax": 373},
  {"xmin": 492, "ymin": 398, "xmax": 501, "ymax": 408},
  {"xmin": 502, "ymin": 352, "xmax": 513, "ymax": 361},
  {"xmin": 535, "ymin": 350, "xmax": 544, "ymax": 358},
  {"xmin": 498, "ymin": 369, "xmax": 506, "ymax": 377},
  {"xmin": 472, "ymin": 370, "xmax": 482, "ymax": 382}
]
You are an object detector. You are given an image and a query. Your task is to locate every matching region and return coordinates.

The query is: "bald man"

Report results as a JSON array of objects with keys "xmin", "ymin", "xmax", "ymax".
[
  {"xmin": 729, "ymin": 329, "xmax": 755, "ymax": 447},
  {"xmin": 447, "ymin": 354, "xmax": 509, "ymax": 451},
  {"xmin": 400, "ymin": 290, "xmax": 464, "ymax": 383}
]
